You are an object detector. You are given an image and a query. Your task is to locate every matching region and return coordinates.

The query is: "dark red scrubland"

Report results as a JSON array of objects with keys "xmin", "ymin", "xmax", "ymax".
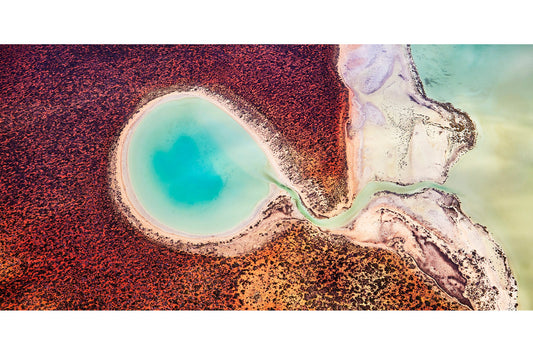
[{"xmin": 0, "ymin": 45, "xmax": 463, "ymax": 309}]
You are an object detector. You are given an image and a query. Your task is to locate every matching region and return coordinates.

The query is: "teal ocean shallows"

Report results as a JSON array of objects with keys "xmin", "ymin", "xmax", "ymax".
[
  {"xmin": 411, "ymin": 45, "xmax": 533, "ymax": 309},
  {"xmin": 127, "ymin": 97, "xmax": 271, "ymax": 236}
]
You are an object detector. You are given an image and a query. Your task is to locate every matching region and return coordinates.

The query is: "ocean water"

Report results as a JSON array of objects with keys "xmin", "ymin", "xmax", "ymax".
[
  {"xmin": 127, "ymin": 97, "xmax": 271, "ymax": 236},
  {"xmin": 411, "ymin": 45, "xmax": 533, "ymax": 309}
]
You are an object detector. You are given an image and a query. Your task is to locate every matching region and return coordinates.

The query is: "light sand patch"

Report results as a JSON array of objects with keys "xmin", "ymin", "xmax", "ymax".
[{"xmin": 337, "ymin": 189, "xmax": 518, "ymax": 310}]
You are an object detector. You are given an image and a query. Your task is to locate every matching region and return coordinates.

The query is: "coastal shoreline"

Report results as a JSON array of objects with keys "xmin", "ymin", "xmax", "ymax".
[
  {"xmin": 333, "ymin": 44, "xmax": 517, "ymax": 309},
  {"xmin": 107, "ymin": 46, "xmax": 517, "ymax": 309}
]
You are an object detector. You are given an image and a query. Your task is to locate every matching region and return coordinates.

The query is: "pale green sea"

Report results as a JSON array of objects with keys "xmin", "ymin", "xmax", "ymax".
[{"xmin": 411, "ymin": 45, "xmax": 533, "ymax": 309}]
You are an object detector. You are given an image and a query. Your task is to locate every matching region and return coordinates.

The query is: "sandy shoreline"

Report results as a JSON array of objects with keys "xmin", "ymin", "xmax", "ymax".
[
  {"xmin": 333, "ymin": 44, "xmax": 517, "ymax": 309},
  {"xmin": 110, "ymin": 88, "xmax": 304, "ymax": 248}
]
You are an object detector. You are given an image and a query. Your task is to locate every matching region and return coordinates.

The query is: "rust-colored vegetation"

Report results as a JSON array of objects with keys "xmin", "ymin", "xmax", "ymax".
[
  {"xmin": 235, "ymin": 224, "xmax": 466, "ymax": 310},
  {"xmin": 0, "ymin": 45, "xmax": 463, "ymax": 309}
]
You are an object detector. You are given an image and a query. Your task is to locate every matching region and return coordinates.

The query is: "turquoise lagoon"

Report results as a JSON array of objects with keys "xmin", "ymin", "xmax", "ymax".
[
  {"xmin": 127, "ymin": 97, "xmax": 271, "ymax": 236},
  {"xmin": 411, "ymin": 45, "xmax": 533, "ymax": 309}
]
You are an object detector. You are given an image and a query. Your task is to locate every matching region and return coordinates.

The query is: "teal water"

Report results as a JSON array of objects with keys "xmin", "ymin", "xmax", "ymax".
[
  {"xmin": 411, "ymin": 45, "xmax": 533, "ymax": 309},
  {"xmin": 265, "ymin": 171, "xmax": 452, "ymax": 229},
  {"xmin": 127, "ymin": 97, "xmax": 271, "ymax": 236}
]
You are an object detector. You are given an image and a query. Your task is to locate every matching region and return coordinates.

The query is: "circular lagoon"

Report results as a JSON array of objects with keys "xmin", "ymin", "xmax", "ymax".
[{"xmin": 121, "ymin": 93, "xmax": 272, "ymax": 237}]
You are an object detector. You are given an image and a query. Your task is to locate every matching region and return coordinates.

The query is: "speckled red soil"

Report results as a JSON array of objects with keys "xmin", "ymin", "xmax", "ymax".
[
  {"xmin": 236, "ymin": 224, "xmax": 466, "ymax": 310},
  {"xmin": 0, "ymin": 45, "xmax": 464, "ymax": 309}
]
